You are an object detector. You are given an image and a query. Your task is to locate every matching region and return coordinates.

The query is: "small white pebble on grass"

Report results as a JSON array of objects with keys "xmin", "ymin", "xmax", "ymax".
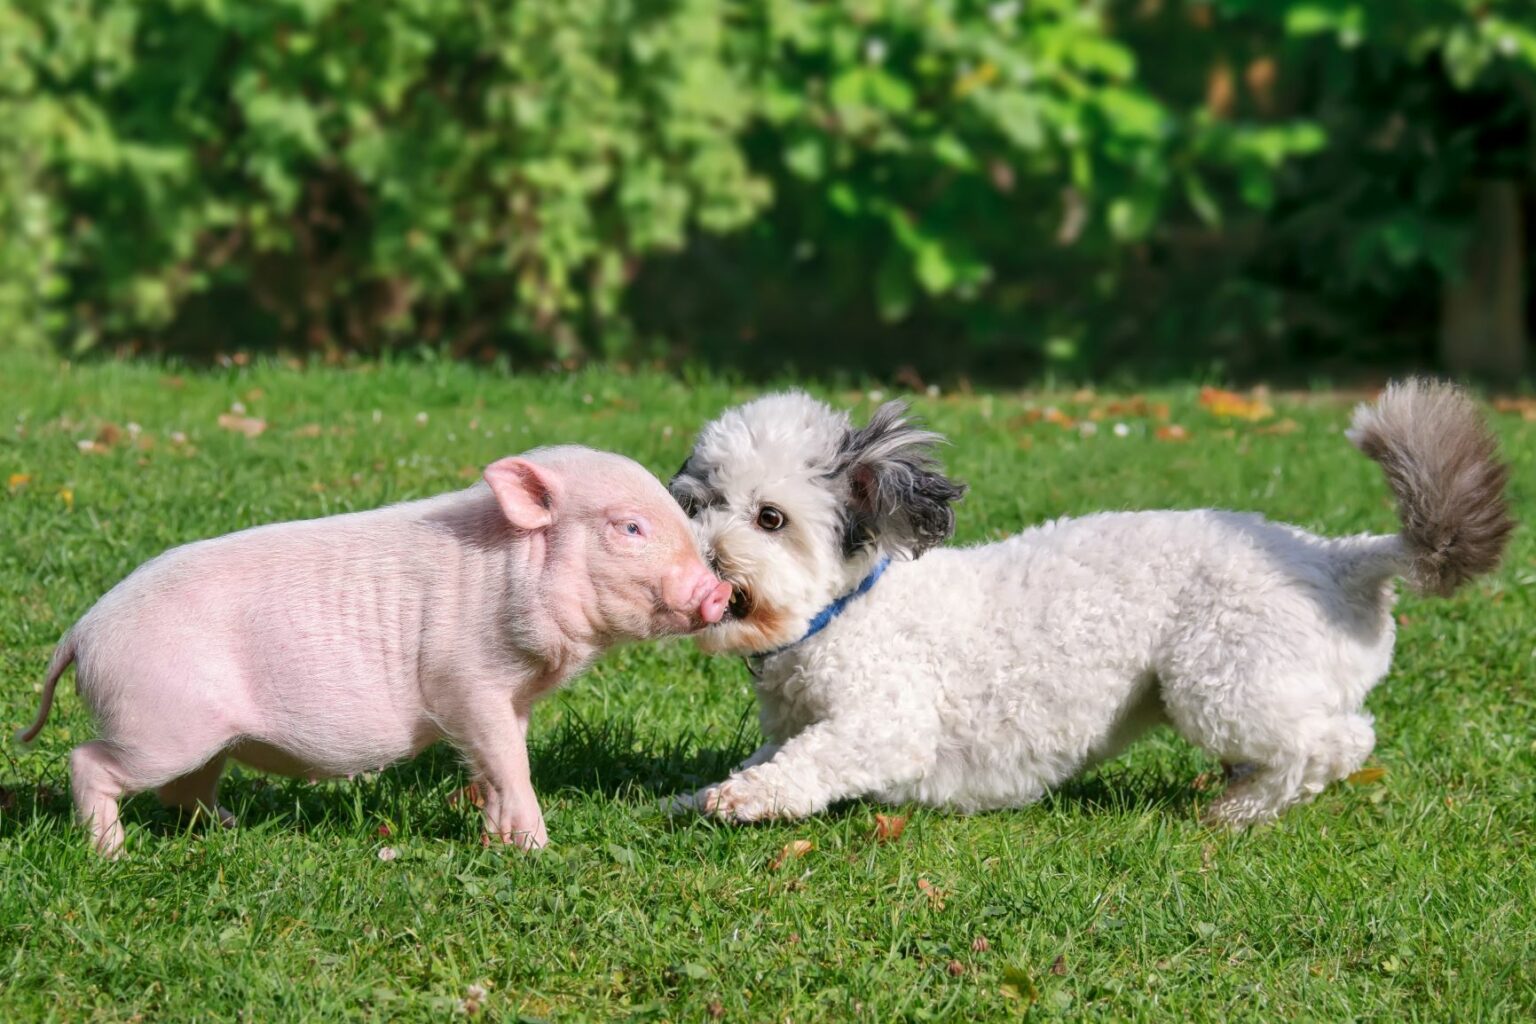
[
  {"xmin": 76, "ymin": 439, "xmax": 95, "ymax": 452},
  {"xmin": 126, "ymin": 422, "xmax": 142, "ymax": 437},
  {"xmin": 378, "ymin": 846, "xmax": 398, "ymax": 862},
  {"xmin": 1113, "ymin": 422, "xmax": 1130, "ymax": 438},
  {"xmin": 415, "ymin": 412, "xmax": 429, "ymax": 426},
  {"xmin": 868, "ymin": 389, "xmax": 885, "ymax": 402}
]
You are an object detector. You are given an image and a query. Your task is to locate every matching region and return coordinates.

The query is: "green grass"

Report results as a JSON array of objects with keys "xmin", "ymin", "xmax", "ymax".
[{"xmin": 2, "ymin": 353, "xmax": 1533, "ymax": 1022}]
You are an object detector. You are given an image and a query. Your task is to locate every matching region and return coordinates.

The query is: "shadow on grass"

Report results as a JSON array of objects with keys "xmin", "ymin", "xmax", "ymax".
[
  {"xmin": 1044, "ymin": 766, "xmax": 1203, "ymax": 818},
  {"xmin": 0, "ymin": 710, "xmax": 759, "ymax": 844}
]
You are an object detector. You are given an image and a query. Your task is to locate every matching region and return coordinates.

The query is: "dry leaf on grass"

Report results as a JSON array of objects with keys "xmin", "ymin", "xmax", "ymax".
[
  {"xmin": 769, "ymin": 839, "xmax": 814, "ymax": 871},
  {"xmin": 218, "ymin": 413, "xmax": 267, "ymax": 438},
  {"xmin": 448, "ymin": 782, "xmax": 486, "ymax": 809},
  {"xmin": 1255, "ymin": 418, "xmax": 1300, "ymax": 435},
  {"xmin": 873, "ymin": 813, "xmax": 907, "ymax": 844},
  {"xmin": 1347, "ymin": 766, "xmax": 1387, "ymax": 785},
  {"xmin": 1492, "ymin": 397, "xmax": 1536, "ymax": 421},
  {"xmin": 1199, "ymin": 387, "xmax": 1273, "ymax": 421},
  {"xmin": 1050, "ymin": 955, "xmax": 1067, "ymax": 976},
  {"xmin": 291, "ymin": 423, "xmax": 323, "ymax": 438},
  {"xmin": 917, "ymin": 878, "xmax": 946, "ymax": 910},
  {"xmin": 6, "ymin": 473, "xmax": 29, "ymax": 492},
  {"xmin": 1155, "ymin": 424, "xmax": 1190, "ymax": 442}
]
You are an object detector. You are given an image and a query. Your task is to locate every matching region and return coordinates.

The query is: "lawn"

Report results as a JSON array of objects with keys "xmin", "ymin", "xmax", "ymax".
[{"xmin": 1, "ymin": 352, "xmax": 1533, "ymax": 1022}]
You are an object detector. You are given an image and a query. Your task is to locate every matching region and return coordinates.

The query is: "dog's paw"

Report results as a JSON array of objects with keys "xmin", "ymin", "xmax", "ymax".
[{"xmin": 678, "ymin": 771, "xmax": 808, "ymax": 823}]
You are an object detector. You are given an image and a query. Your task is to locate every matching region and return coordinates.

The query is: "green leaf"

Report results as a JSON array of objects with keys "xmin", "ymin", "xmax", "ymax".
[
  {"xmin": 1000, "ymin": 966, "xmax": 1039, "ymax": 1005},
  {"xmin": 783, "ymin": 136, "xmax": 825, "ymax": 180},
  {"xmin": 1183, "ymin": 171, "xmax": 1221, "ymax": 226},
  {"xmin": 876, "ymin": 252, "xmax": 915, "ymax": 321}
]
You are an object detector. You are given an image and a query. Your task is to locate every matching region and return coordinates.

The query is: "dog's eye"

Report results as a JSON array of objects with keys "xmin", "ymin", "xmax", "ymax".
[{"xmin": 756, "ymin": 505, "xmax": 787, "ymax": 532}]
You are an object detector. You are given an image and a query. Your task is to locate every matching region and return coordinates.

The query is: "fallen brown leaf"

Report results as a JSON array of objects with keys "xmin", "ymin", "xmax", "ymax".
[
  {"xmin": 769, "ymin": 839, "xmax": 814, "ymax": 871},
  {"xmin": 1155, "ymin": 424, "xmax": 1190, "ymax": 442},
  {"xmin": 95, "ymin": 423, "xmax": 123, "ymax": 448},
  {"xmin": 448, "ymin": 782, "xmax": 486, "ymax": 809},
  {"xmin": 1492, "ymin": 397, "xmax": 1536, "ymax": 421},
  {"xmin": 917, "ymin": 878, "xmax": 946, "ymax": 910},
  {"xmin": 1042, "ymin": 407, "xmax": 1075, "ymax": 429},
  {"xmin": 1050, "ymin": 954, "xmax": 1067, "ymax": 976},
  {"xmin": 1255, "ymin": 418, "xmax": 1299, "ymax": 435},
  {"xmin": 1347, "ymin": 766, "xmax": 1387, "ymax": 785},
  {"xmin": 291, "ymin": 423, "xmax": 323, "ymax": 438},
  {"xmin": 1200, "ymin": 386, "xmax": 1273, "ymax": 421},
  {"xmin": 873, "ymin": 813, "xmax": 907, "ymax": 844},
  {"xmin": 217, "ymin": 413, "xmax": 267, "ymax": 438}
]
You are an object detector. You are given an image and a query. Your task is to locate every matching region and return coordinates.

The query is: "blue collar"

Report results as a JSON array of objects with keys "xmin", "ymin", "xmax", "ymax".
[{"xmin": 752, "ymin": 557, "xmax": 890, "ymax": 664}]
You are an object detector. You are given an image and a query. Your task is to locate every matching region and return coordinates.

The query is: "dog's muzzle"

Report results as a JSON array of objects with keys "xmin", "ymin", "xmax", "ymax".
[{"xmin": 725, "ymin": 582, "xmax": 754, "ymax": 620}]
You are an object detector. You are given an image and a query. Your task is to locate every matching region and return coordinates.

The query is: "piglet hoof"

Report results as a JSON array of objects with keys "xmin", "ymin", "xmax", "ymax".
[{"xmin": 484, "ymin": 823, "xmax": 548, "ymax": 851}]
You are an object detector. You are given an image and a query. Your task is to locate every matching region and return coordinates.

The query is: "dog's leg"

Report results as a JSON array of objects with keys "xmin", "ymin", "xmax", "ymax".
[
  {"xmin": 677, "ymin": 719, "xmax": 929, "ymax": 822},
  {"xmin": 736, "ymin": 743, "xmax": 781, "ymax": 771},
  {"xmin": 1202, "ymin": 714, "xmax": 1375, "ymax": 827}
]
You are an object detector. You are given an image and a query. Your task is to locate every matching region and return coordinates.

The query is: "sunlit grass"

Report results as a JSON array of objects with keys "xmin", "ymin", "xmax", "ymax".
[{"xmin": 2, "ymin": 354, "xmax": 1533, "ymax": 1020}]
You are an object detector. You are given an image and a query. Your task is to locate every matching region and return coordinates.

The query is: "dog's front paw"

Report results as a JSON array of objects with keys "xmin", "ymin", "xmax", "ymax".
[{"xmin": 678, "ymin": 769, "xmax": 810, "ymax": 823}]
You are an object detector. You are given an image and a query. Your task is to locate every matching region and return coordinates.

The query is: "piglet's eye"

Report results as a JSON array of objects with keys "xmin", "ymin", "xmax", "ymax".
[{"xmin": 624, "ymin": 522, "xmax": 642, "ymax": 536}]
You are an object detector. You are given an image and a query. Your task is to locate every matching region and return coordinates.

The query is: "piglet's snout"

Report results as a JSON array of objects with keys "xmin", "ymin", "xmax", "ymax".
[
  {"xmin": 696, "ymin": 577, "xmax": 732, "ymax": 626},
  {"xmin": 666, "ymin": 566, "xmax": 731, "ymax": 629}
]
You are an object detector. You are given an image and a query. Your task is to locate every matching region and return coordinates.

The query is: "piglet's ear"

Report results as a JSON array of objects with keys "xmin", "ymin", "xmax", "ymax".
[
  {"xmin": 838, "ymin": 401, "xmax": 966, "ymax": 559},
  {"xmin": 484, "ymin": 457, "xmax": 559, "ymax": 531}
]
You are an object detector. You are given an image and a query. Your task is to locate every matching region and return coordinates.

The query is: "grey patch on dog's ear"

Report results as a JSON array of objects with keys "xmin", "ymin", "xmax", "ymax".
[
  {"xmin": 668, "ymin": 457, "xmax": 711, "ymax": 518},
  {"xmin": 836, "ymin": 400, "xmax": 966, "ymax": 559}
]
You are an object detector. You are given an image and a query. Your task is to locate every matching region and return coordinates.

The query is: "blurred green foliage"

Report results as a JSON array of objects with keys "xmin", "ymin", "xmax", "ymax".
[{"xmin": 0, "ymin": 0, "xmax": 1532, "ymax": 377}]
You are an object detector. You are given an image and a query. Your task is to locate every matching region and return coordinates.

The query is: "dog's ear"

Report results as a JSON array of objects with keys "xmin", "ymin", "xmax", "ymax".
[
  {"xmin": 669, "ymin": 456, "xmax": 708, "ymax": 518},
  {"xmin": 836, "ymin": 400, "xmax": 966, "ymax": 559}
]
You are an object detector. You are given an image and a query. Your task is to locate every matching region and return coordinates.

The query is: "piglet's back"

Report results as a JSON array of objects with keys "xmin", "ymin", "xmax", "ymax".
[{"xmin": 71, "ymin": 487, "xmax": 509, "ymax": 716}]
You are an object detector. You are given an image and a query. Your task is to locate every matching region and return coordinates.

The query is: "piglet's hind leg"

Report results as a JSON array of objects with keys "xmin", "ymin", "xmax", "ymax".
[
  {"xmin": 70, "ymin": 741, "xmax": 128, "ymax": 858},
  {"xmin": 156, "ymin": 754, "xmax": 237, "ymax": 829}
]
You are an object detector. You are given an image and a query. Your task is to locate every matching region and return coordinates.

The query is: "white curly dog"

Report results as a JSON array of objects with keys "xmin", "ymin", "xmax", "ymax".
[{"xmin": 669, "ymin": 380, "xmax": 1512, "ymax": 827}]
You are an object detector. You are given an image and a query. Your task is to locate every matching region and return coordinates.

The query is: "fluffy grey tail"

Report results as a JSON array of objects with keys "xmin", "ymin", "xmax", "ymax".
[
  {"xmin": 13, "ymin": 632, "xmax": 76, "ymax": 750},
  {"xmin": 1346, "ymin": 379, "xmax": 1514, "ymax": 596}
]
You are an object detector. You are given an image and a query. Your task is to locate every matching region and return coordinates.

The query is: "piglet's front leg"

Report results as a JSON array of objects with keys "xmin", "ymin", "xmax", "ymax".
[{"xmin": 449, "ymin": 699, "xmax": 548, "ymax": 850}]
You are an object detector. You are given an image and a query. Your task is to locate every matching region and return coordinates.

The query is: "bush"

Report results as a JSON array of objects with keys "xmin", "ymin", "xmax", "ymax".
[{"xmin": 1, "ymin": 0, "xmax": 1532, "ymax": 377}]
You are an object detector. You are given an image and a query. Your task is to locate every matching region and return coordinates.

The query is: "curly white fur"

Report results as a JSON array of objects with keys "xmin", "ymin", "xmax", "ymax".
[{"xmin": 670, "ymin": 382, "xmax": 1511, "ymax": 827}]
